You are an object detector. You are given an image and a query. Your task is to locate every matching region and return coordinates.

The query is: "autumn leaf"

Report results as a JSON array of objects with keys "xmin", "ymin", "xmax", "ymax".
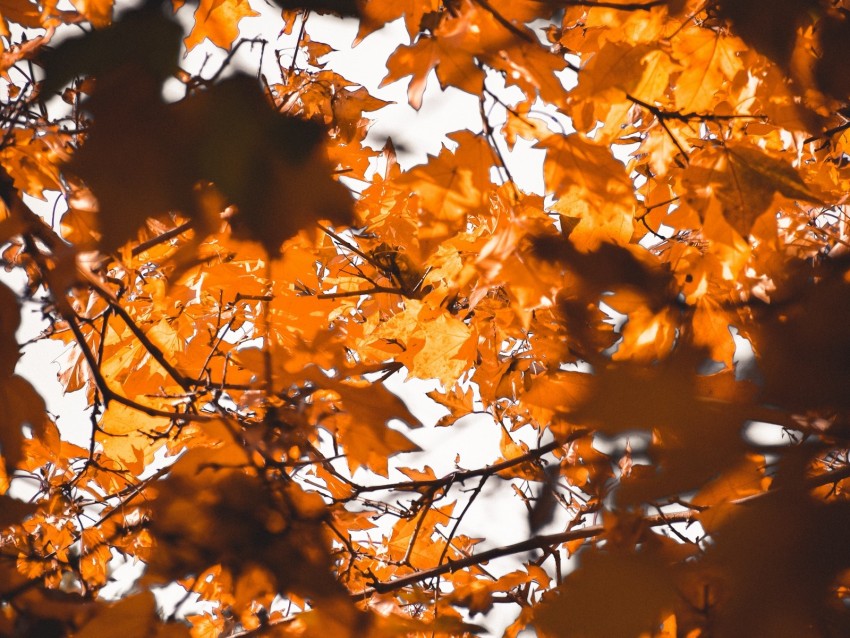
[
  {"xmin": 357, "ymin": 0, "xmax": 440, "ymax": 42},
  {"xmin": 357, "ymin": 298, "xmax": 477, "ymax": 388},
  {"xmin": 0, "ymin": 129, "xmax": 69, "ymax": 200},
  {"xmin": 184, "ymin": 0, "xmax": 259, "ymax": 52},
  {"xmin": 668, "ymin": 26, "xmax": 746, "ymax": 112},
  {"xmin": 310, "ymin": 374, "xmax": 422, "ymax": 476},
  {"xmin": 539, "ymin": 133, "xmax": 636, "ymax": 249},
  {"xmin": 568, "ymin": 41, "xmax": 678, "ymax": 138},
  {"xmin": 69, "ymin": 0, "xmax": 113, "ymax": 28},
  {"xmin": 388, "ymin": 502, "xmax": 454, "ymax": 567},
  {"xmin": 381, "ymin": 8, "xmax": 488, "ymax": 109},
  {"xmin": 393, "ymin": 131, "xmax": 493, "ymax": 250},
  {"xmin": 385, "ymin": 0, "xmax": 564, "ymax": 111},
  {"xmin": 331, "ymin": 85, "xmax": 392, "ymax": 142},
  {"xmin": 682, "ymin": 141, "xmax": 822, "ymax": 237},
  {"xmin": 0, "ymin": 0, "xmax": 45, "ymax": 36},
  {"xmin": 0, "ymin": 375, "xmax": 47, "ymax": 473},
  {"xmin": 427, "ymin": 384, "xmax": 475, "ymax": 427}
]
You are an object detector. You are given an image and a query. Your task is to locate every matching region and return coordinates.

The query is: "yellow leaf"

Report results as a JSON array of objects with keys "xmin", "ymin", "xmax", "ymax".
[
  {"xmin": 669, "ymin": 26, "xmax": 746, "ymax": 112},
  {"xmin": 540, "ymin": 134, "xmax": 635, "ymax": 249},
  {"xmin": 360, "ymin": 299, "xmax": 477, "ymax": 388},
  {"xmin": 394, "ymin": 131, "xmax": 493, "ymax": 247}
]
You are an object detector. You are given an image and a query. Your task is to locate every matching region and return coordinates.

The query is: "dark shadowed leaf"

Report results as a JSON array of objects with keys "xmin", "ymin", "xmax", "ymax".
[
  {"xmin": 714, "ymin": 0, "xmax": 819, "ymax": 67},
  {"xmin": 702, "ymin": 455, "xmax": 850, "ymax": 636},
  {"xmin": 41, "ymin": 8, "xmax": 353, "ymax": 256},
  {"xmin": 534, "ymin": 548, "xmax": 677, "ymax": 637}
]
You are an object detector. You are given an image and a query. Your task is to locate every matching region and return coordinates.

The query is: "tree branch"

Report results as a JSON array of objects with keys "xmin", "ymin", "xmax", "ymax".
[
  {"xmin": 131, "ymin": 220, "xmax": 193, "ymax": 256},
  {"xmin": 352, "ymin": 439, "xmax": 567, "ymax": 495},
  {"xmin": 555, "ymin": 0, "xmax": 667, "ymax": 10},
  {"xmin": 355, "ymin": 459, "xmax": 850, "ymax": 597}
]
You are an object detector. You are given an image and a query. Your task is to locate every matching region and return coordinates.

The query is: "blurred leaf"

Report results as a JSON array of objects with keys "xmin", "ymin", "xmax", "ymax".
[
  {"xmin": 41, "ymin": 9, "xmax": 352, "ymax": 256},
  {"xmin": 534, "ymin": 548, "xmax": 677, "ymax": 638}
]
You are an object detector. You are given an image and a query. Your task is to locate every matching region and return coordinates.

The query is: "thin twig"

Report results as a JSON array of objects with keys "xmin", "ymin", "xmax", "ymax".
[
  {"xmin": 131, "ymin": 220, "xmax": 193, "ymax": 256},
  {"xmin": 353, "ymin": 439, "xmax": 566, "ymax": 495}
]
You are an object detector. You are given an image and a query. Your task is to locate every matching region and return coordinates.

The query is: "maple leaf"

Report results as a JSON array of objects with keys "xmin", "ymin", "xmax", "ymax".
[
  {"xmin": 357, "ymin": 0, "xmax": 440, "ymax": 42},
  {"xmin": 0, "ymin": 0, "xmax": 43, "ymax": 36},
  {"xmin": 382, "ymin": 0, "xmax": 564, "ymax": 110},
  {"xmin": 388, "ymin": 502, "xmax": 454, "ymax": 567},
  {"xmin": 383, "ymin": 33, "xmax": 482, "ymax": 111},
  {"xmin": 668, "ymin": 25, "xmax": 747, "ymax": 112},
  {"xmin": 184, "ymin": 0, "xmax": 259, "ymax": 52},
  {"xmin": 0, "ymin": 30, "xmax": 51, "ymax": 78},
  {"xmin": 568, "ymin": 41, "xmax": 678, "ymax": 138},
  {"xmin": 539, "ymin": 133, "xmax": 636, "ymax": 249},
  {"xmin": 357, "ymin": 298, "xmax": 478, "ymax": 388},
  {"xmin": 426, "ymin": 384, "xmax": 475, "ymax": 427},
  {"xmin": 0, "ymin": 375, "xmax": 48, "ymax": 474},
  {"xmin": 0, "ymin": 129, "xmax": 70, "ymax": 200},
  {"xmin": 330, "ymin": 85, "xmax": 392, "ymax": 143},
  {"xmin": 380, "ymin": 2, "xmax": 493, "ymax": 108},
  {"xmin": 69, "ymin": 0, "xmax": 113, "ymax": 27},
  {"xmin": 312, "ymin": 375, "xmax": 422, "ymax": 476},
  {"xmin": 393, "ymin": 131, "xmax": 493, "ymax": 250},
  {"xmin": 682, "ymin": 141, "xmax": 822, "ymax": 238}
]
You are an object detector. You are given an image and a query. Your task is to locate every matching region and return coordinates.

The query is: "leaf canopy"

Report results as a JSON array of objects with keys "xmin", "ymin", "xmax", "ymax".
[{"xmin": 2, "ymin": 0, "xmax": 850, "ymax": 636}]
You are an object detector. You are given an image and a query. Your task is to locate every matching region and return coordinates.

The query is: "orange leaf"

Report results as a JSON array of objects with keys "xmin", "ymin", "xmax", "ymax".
[{"xmin": 184, "ymin": 0, "xmax": 259, "ymax": 51}]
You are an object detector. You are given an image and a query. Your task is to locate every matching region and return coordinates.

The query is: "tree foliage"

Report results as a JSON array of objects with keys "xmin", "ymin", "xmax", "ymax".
[{"xmin": 2, "ymin": 0, "xmax": 850, "ymax": 636}]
